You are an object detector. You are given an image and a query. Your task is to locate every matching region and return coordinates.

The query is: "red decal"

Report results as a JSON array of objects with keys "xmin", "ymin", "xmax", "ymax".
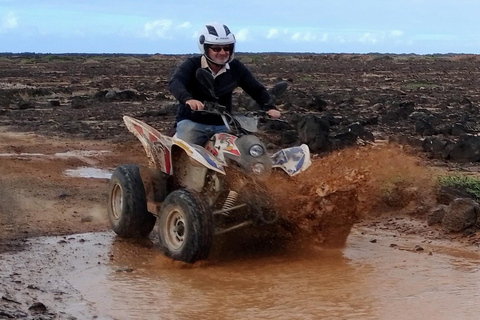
[
  {"xmin": 226, "ymin": 147, "xmax": 240, "ymax": 156},
  {"xmin": 133, "ymin": 124, "xmax": 143, "ymax": 135},
  {"xmin": 148, "ymin": 132, "xmax": 158, "ymax": 142},
  {"xmin": 164, "ymin": 149, "xmax": 171, "ymax": 174}
]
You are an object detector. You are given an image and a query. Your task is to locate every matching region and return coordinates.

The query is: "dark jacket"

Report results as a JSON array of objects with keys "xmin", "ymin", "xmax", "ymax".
[{"xmin": 169, "ymin": 55, "xmax": 272, "ymax": 125}]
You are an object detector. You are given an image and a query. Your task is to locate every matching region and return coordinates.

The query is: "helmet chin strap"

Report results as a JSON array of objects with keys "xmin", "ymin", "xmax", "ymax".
[{"xmin": 204, "ymin": 54, "xmax": 226, "ymax": 67}]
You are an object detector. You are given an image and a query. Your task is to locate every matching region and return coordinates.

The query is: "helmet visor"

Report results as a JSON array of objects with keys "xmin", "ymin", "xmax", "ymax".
[{"xmin": 206, "ymin": 44, "xmax": 234, "ymax": 53}]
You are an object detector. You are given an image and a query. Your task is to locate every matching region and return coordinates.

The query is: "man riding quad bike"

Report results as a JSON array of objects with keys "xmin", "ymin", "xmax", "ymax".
[{"xmin": 107, "ymin": 69, "xmax": 311, "ymax": 263}]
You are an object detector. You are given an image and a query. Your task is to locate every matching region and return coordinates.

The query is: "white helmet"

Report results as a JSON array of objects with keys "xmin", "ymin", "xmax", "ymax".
[{"xmin": 198, "ymin": 22, "xmax": 236, "ymax": 64}]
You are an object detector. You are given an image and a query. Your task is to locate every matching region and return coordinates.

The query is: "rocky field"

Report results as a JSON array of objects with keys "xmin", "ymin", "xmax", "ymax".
[{"xmin": 1, "ymin": 53, "xmax": 480, "ymax": 157}]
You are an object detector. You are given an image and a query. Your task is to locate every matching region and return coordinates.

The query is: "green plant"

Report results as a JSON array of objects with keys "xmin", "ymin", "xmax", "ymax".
[
  {"xmin": 402, "ymin": 82, "xmax": 443, "ymax": 90},
  {"xmin": 437, "ymin": 175, "xmax": 480, "ymax": 199}
]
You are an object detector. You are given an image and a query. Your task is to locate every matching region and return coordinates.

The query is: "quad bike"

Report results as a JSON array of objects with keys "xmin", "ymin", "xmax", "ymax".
[{"xmin": 107, "ymin": 69, "xmax": 312, "ymax": 263}]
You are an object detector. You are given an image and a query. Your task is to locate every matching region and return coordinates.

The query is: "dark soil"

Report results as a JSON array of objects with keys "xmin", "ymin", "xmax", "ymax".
[{"xmin": 1, "ymin": 53, "xmax": 479, "ymax": 149}]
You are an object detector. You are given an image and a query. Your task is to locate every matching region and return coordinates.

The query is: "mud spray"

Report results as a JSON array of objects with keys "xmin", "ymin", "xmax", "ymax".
[
  {"xmin": 210, "ymin": 143, "xmax": 437, "ymax": 261},
  {"xmin": 264, "ymin": 143, "xmax": 436, "ymax": 248}
]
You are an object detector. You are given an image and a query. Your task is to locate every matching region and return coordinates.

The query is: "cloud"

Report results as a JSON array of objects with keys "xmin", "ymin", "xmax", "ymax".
[
  {"xmin": 143, "ymin": 20, "xmax": 193, "ymax": 40},
  {"xmin": 1, "ymin": 12, "xmax": 18, "ymax": 32},
  {"xmin": 266, "ymin": 28, "xmax": 279, "ymax": 39},
  {"xmin": 320, "ymin": 33, "xmax": 329, "ymax": 42},
  {"xmin": 266, "ymin": 27, "xmax": 404, "ymax": 47},
  {"xmin": 235, "ymin": 28, "xmax": 249, "ymax": 41},
  {"xmin": 290, "ymin": 31, "xmax": 321, "ymax": 42},
  {"xmin": 176, "ymin": 22, "xmax": 191, "ymax": 29},
  {"xmin": 144, "ymin": 19, "xmax": 173, "ymax": 38},
  {"xmin": 303, "ymin": 32, "xmax": 317, "ymax": 42},
  {"xmin": 291, "ymin": 32, "xmax": 302, "ymax": 41},
  {"xmin": 390, "ymin": 30, "xmax": 404, "ymax": 37},
  {"xmin": 359, "ymin": 33, "xmax": 378, "ymax": 44},
  {"xmin": 357, "ymin": 30, "xmax": 406, "ymax": 44}
]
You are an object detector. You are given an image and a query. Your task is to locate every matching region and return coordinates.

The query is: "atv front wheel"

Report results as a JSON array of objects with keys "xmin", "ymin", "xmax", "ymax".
[
  {"xmin": 158, "ymin": 189, "xmax": 213, "ymax": 263},
  {"xmin": 108, "ymin": 164, "xmax": 156, "ymax": 238}
]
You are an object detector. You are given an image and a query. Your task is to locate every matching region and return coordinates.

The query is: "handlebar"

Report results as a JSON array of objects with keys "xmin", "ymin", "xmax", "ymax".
[
  {"xmin": 194, "ymin": 101, "xmax": 269, "ymax": 119},
  {"xmin": 201, "ymin": 101, "xmax": 227, "ymax": 114}
]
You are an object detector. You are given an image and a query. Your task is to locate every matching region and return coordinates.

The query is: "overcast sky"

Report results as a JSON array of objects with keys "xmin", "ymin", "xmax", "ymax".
[{"xmin": 0, "ymin": 0, "xmax": 479, "ymax": 55}]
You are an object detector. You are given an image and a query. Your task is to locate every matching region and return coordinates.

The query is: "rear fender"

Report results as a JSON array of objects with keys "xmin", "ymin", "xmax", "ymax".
[
  {"xmin": 271, "ymin": 144, "xmax": 312, "ymax": 176},
  {"xmin": 123, "ymin": 116, "xmax": 173, "ymax": 174}
]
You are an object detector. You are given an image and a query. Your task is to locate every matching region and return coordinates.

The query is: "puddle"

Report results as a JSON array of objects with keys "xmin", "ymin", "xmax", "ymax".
[
  {"xmin": 54, "ymin": 150, "xmax": 110, "ymax": 157},
  {"xmin": 1, "ymin": 228, "xmax": 479, "ymax": 320},
  {"xmin": 1, "ymin": 149, "xmax": 113, "ymax": 179},
  {"xmin": 64, "ymin": 167, "xmax": 112, "ymax": 179},
  {"xmin": 54, "ymin": 150, "xmax": 110, "ymax": 166},
  {"xmin": 0, "ymin": 152, "xmax": 45, "ymax": 157},
  {"xmin": 0, "ymin": 150, "xmax": 110, "ymax": 160}
]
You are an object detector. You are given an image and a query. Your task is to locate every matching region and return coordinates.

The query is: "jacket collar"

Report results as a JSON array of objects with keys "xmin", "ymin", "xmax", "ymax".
[{"xmin": 201, "ymin": 55, "xmax": 230, "ymax": 78}]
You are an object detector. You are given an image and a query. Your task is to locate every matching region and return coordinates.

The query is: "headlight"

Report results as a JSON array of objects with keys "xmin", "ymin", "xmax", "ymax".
[
  {"xmin": 251, "ymin": 163, "xmax": 266, "ymax": 175},
  {"xmin": 249, "ymin": 144, "xmax": 264, "ymax": 157}
]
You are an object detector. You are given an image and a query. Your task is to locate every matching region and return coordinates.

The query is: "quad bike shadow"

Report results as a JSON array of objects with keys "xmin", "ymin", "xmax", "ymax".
[{"xmin": 107, "ymin": 69, "xmax": 312, "ymax": 263}]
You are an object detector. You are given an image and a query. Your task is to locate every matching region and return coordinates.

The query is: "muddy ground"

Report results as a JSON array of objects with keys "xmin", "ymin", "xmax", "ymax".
[{"xmin": 1, "ymin": 53, "xmax": 480, "ymax": 319}]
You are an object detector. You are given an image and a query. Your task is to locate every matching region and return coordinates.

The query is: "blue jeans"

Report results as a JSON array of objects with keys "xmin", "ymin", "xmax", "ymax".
[{"xmin": 175, "ymin": 119, "xmax": 227, "ymax": 146}]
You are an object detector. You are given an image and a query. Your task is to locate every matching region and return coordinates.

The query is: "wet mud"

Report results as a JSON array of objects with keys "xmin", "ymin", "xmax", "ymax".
[{"xmin": 2, "ymin": 229, "xmax": 480, "ymax": 320}]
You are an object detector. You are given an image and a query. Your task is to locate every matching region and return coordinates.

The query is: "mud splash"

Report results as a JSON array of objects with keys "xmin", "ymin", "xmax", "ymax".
[{"xmin": 265, "ymin": 143, "xmax": 436, "ymax": 246}]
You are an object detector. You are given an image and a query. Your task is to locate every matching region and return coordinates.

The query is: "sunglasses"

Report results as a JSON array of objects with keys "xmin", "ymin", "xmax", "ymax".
[{"xmin": 209, "ymin": 46, "xmax": 231, "ymax": 53}]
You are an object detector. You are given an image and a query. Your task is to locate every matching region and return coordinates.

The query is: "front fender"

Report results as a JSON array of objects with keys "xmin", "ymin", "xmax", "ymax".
[{"xmin": 271, "ymin": 144, "xmax": 312, "ymax": 176}]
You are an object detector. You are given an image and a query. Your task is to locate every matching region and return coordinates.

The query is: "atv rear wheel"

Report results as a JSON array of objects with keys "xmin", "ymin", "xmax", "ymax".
[
  {"xmin": 108, "ymin": 164, "xmax": 156, "ymax": 238},
  {"xmin": 158, "ymin": 189, "xmax": 213, "ymax": 263}
]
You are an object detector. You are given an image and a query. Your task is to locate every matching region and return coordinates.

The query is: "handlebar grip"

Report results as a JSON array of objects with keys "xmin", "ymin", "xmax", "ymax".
[
  {"xmin": 191, "ymin": 101, "xmax": 227, "ymax": 115},
  {"xmin": 203, "ymin": 101, "xmax": 226, "ymax": 113}
]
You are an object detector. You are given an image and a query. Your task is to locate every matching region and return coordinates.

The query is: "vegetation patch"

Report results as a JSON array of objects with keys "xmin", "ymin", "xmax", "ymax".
[
  {"xmin": 438, "ymin": 174, "xmax": 480, "ymax": 199},
  {"xmin": 402, "ymin": 82, "xmax": 443, "ymax": 90}
]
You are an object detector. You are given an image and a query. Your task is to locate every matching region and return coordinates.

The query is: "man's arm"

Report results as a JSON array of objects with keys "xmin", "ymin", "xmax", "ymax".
[
  {"xmin": 168, "ymin": 58, "xmax": 196, "ymax": 104},
  {"xmin": 235, "ymin": 61, "xmax": 271, "ymax": 107},
  {"xmin": 235, "ymin": 61, "xmax": 280, "ymax": 118}
]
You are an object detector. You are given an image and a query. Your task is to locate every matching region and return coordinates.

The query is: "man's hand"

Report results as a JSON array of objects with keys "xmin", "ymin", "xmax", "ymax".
[
  {"xmin": 267, "ymin": 109, "xmax": 281, "ymax": 119},
  {"xmin": 186, "ymin": 99, "xmax": 204, "ymax": 111}
]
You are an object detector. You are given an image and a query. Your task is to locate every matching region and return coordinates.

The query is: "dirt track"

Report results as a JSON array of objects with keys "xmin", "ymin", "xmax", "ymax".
[
  {"xmin": 2, "ymin": 53, "xmax": 480, "ymax": 319},
  {"xmin": 0, "ymin": 131, "xmax": 148, "ymax": 243}
]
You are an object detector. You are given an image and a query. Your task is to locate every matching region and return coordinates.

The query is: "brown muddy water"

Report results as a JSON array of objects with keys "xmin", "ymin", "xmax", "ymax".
[{"xmin": 2, "ymin": 227, "xmax": 479, "ymax": 320}]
